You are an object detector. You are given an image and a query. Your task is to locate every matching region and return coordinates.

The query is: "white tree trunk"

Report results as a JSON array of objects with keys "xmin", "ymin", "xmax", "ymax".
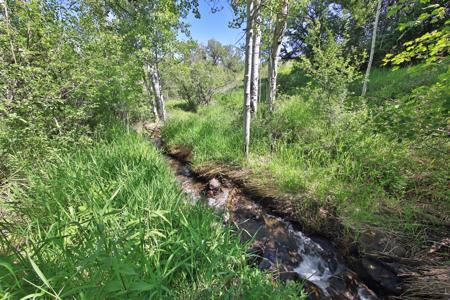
[
  {"xmin": 362, "ymin": 0, "xmax": 382, "ymax": 96},
  {"xmin": 268, "ymin": 0, "xmax": 289, "ymax": 112},
  {"xmin": 250, "ymin": 0, "xmax": 261, "ymax": 116},
  {"xmin": 266, "ymin": 13, "xmax": 273, "ymax": 104},
  {"xmin": 147, "ymin": 63, "xmax": 167, "ymax": 121},
  {"xmin": 2, "ymin": 0, "xmax": 17, "ymax": 64},
  {"xmin": 243, "ymin": 0, "xmax": 254, "ymax": 157},
  {"xmin": 143, "ymin": 68, "xmax": 159, "ymax": 121}
]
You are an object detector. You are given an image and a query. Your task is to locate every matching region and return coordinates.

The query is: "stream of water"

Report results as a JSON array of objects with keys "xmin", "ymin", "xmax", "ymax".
[{"xmin": 163, "ymin": 151, "xmax": 380, "ymax": 300}]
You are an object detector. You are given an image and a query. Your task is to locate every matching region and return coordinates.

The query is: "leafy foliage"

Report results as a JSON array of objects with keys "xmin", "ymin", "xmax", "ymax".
[
  {"xmin": 283, "ymin": 0, "xmax": 449, "ymax": 66},
  {"xmin": 383, "ymin": 0, "xmax": 449, "ymax": 65},
  {"xmin": 283, "ymin": 0, "xmax": 376, "ymax": 59},
  {"xmin": 0, "ymin": 1, "xmax": 145, "ymax": 164},
  {"xmin": 178, "ymin": 61, "xmax": 234, "ymax": 110},
  {"xmin": 161, "ymin": 41, "xmax": 241, "ymax": 111},
  {"xmin": 299, "ymin": 23, "xmax": 363, "ymax": 118}
]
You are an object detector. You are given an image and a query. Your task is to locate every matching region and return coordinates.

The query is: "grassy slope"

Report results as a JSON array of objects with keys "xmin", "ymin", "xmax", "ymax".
[
  {"xmin": 358, "ymin": 60, "xmax": 449, "ymax": 99},
  {"xmin": 163, "ymin": 61, "xmax": 449, "ymax": 243},
  {"xmin": 0, "ymin": 126, "xmax": 303, "ymax": 299}
]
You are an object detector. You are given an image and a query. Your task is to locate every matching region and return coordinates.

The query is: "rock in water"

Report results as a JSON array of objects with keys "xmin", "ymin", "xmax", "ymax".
[
  {"xmin": 361, "ymin": 257, "xmax": 402, "ymax": 295},
  {"xmin": 205, "ymin": 178, "xmax": 221, "ymax": 197},
  {"xmin": 209, "ymin": 178, "xmax": 221, "ymax": 191}
]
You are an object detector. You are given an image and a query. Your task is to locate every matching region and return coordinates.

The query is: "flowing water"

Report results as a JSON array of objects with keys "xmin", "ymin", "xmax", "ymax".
[{"xmin": 162, "ymin": 152, "xmax": 380, "ymax": 300}]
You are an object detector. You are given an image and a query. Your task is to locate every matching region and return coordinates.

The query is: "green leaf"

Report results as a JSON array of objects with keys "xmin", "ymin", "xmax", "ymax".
[
  {"xmin": 104, "ymin": 279, "xmax": 123, "ymax": 292},
  {"xmin": 113, "ymin": 262, "xmax": 137, "ymax": 276},
  {"xmin": 130, "ymin": 281, "xmax": 156, "ymax": 292},
  {"xmin": 28, "ymin": 256, "xmax": 52, "ymax": 290}
]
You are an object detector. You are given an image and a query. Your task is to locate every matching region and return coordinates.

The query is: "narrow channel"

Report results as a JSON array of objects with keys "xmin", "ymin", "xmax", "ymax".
[{"xmin": 156, "ymin": 136, "xmax": 380, "ymax": 300}]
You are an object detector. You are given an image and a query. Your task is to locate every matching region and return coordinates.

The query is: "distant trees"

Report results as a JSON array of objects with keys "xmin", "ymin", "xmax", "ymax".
[
  {"xmin": 206, "ymin": 39, "xmax": 243, "ymax": 72},
  {"xmin": 207, "ymin": 39, "xmax": 227, "ymax": 65},
  {"xmin": 177, "ymin": 60, "xmax": 233, "ymax": 111},
  {"xmin": 162, "ymin": 41, "xmax": 241, "ymax": 111},
  {"xmin": 223, "ymin": 45, "xmax": 244, "ymax": 72}
]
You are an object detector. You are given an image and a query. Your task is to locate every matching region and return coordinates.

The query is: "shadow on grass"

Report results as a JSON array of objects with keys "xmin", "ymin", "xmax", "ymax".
[
  {"xmin": 278, "ymin": 66, "xmax": 309, "ymax": 96},
  {"xmin": 172, "ymin": 101, "xmax": 197, "ymax": 112}
]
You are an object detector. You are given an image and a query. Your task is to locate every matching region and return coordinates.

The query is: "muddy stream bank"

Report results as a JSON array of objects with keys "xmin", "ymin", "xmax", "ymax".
[
  {"xmin": 147, "ymin": 137, "xmax": 387, "ymax": 299},
  {"xmin": 168, "ymin": 153, "xmax": 383, "ymax": 299},
  {"xmin": 137, "ymin": 122, "xmax": 435, "ymax": 299}
]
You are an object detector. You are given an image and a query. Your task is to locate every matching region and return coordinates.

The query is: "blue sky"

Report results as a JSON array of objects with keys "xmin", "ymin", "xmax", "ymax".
[{"xmin": 184, "ymin": 1, "xmax": 244, "ymax": 46}]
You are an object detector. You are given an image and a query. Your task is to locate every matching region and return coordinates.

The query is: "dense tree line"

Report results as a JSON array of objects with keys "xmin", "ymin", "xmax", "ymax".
[
  {"xmin": 0, "ymin": 0, "xmax": 201, "ymax": 172},
  {"xmin": 2, "ymin": 0, "xmax": 447, "ymax": 159},
  {"xmin": 238, "ymin": 0, "xmax": 448, "ymax": 155}
]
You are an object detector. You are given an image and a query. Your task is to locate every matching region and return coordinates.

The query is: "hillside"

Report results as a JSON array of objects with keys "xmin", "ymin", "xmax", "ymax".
[{"xmin": 162, "ymin": 60, "xmax": 449, "ymax": 297}]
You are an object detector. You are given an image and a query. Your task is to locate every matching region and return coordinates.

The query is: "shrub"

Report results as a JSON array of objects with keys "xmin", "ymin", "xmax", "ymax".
[
  {"xmin": 299, "ymin": 23, "xmax": 363, "ymax": 119},
  {"xmin": 176, "ymin": 61, "xmax": 233, "ymax": 111},
  {"xmin": 0, "ymin": 1, "xmax": 147, "ymax": 169}
]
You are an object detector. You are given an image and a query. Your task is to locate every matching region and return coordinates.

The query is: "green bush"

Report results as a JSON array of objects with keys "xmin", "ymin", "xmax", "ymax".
[
  {"xmin": 298, "ymin": 24, "xmax": 363, "ymax": 119},
  {"xmin": 176, "ymin": 61, "xmax": 234, "ymax": 111},
  {"xmin": 0, "ymin": 1, "xmax": 148, "ymax": 170}
]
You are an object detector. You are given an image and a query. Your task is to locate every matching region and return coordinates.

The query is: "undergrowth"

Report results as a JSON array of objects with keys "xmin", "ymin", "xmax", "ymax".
[
  {"xmin": 163, "ymin": 61, "xmax": 449, "ymax": 241},
  {"xmin": 0, "ymin": 126, "xmax": 304, "ymax": 299}
]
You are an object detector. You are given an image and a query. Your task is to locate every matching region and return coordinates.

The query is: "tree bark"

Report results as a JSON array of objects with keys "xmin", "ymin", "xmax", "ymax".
[
  {"xmin": 2, "ymin": 0, "xmax": 17, "ymax": 64},
  {"xmin": 243, "ymin": 0, "xmax": 254, "ymax": 157},
  {"xmin": 268, "ymin": 0, "xmax": 289, "ymax": 112},
  {"xmin": 250, "ymin": 0, "xmax": 261, "ymax": 116},
  {"xmin": 361, "ymin": 0, "xmax": 382, "ymax": 97},
  {"xmin": 143, "ymin": 68, "xmax": 159, "ymax": 121},
  {"xmin": 146, "ymin": 62, "xmax": 167, "ymax": 121}
]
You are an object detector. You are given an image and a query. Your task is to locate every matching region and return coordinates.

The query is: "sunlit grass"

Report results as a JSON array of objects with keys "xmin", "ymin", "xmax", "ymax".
[
  {"xmin": 163, "ymin": 62, "xmax": 449, "ymax": 237},
  {"xmin": 357, "ymin": 58, "xmax": 449, "ymax": 100},
  {"xmin": 0, "ymin": 126, "xmax": 304, "ymax": 299}
]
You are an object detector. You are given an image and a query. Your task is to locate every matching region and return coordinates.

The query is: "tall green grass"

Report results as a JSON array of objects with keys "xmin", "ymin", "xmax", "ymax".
[
  {"xmin": 162, "ymin": 61, "xmax": 449, "ymax": 236},
  {"xmin": 355, "ymin": 58, "xmax": 449, "ymax": 100},
  {"xmin": 0, "ymin": 126, "xmax": 304, "ymax": 299}
]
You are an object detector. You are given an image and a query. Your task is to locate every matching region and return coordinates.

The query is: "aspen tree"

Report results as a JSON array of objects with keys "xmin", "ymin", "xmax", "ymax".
[
  {"xmin": 243, "ymin": 0, "xmax": 254, "ymax": 157},
  {"xmin": 250, "ymin": 0, "xmax": 262, "ymax": 115},
  {"xmin": 268, "ymin": 0, "xmax": 289, "ymax": 112},
  {"xmin": 361, "ymin": 0, "xmax": 382, "ymax": 96}
]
